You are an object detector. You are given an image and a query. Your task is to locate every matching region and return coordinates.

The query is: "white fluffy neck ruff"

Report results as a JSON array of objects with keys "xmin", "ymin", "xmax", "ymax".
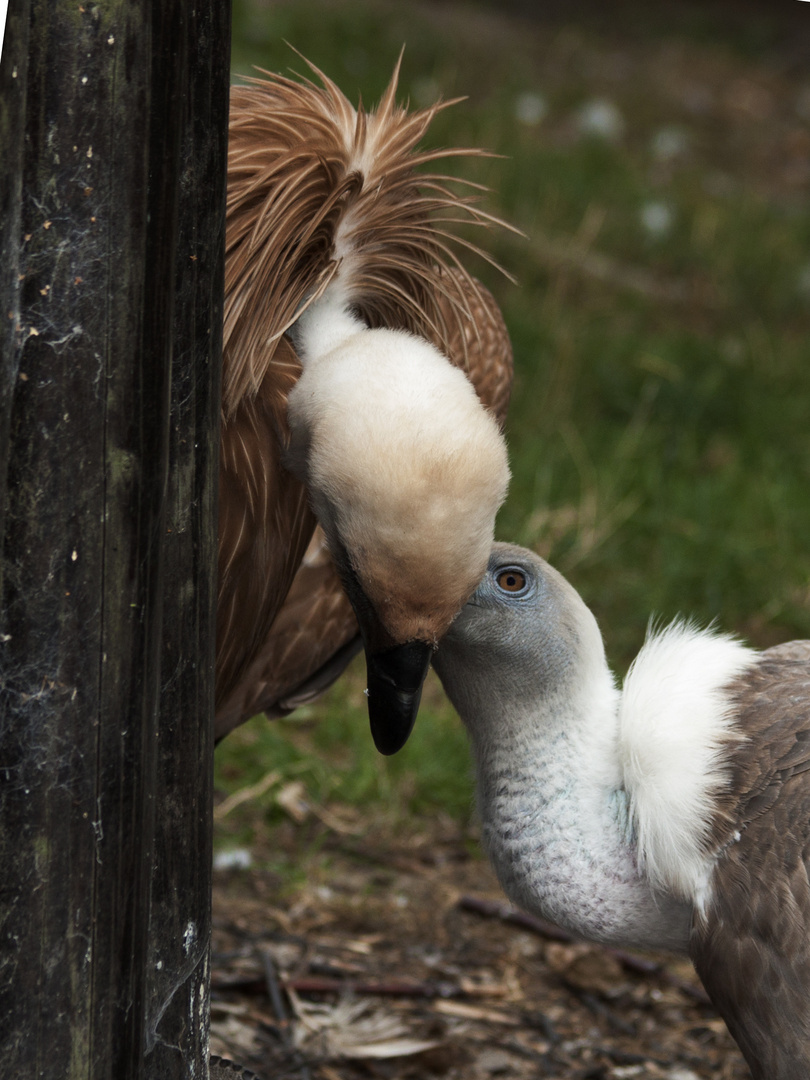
[
  {"xmin": 289, "ymin": 297, "xmax": 510, "ymax": 643},
  {"xmin": 618, "ymin": 621, "xmax": 756, "ymax": 913}
]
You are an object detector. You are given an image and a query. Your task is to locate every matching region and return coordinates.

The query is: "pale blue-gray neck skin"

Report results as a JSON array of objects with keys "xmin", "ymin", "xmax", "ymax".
[
  {"xmin": 469, "ymin": 697, "xmax": 691, "ymax": 953},
  {"xmin": 433, "ymin": 546, "xmax": 692, "ymax": 954}
]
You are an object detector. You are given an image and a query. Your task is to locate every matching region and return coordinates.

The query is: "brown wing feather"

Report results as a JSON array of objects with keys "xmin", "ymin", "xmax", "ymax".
[
  {"xmin": 434, "ymin": 269, "xmax": 513, "ymax": 429},
  {"xmin": 216, "ymin": 337, "xmax": 317, "ymax": 708},
  {"xmin": 690, "ymin": 641, "xmax": 810, "ymax": 1080},
  {"xmin": 215, "ymin": 529, "xmax": 360, "ymax": 739}
]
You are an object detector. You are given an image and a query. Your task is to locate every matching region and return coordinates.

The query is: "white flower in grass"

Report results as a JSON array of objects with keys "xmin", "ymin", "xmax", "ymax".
[
  {"xmin": 650, "ymin": 126, "xmax": 688, "ymax": 162},
  {"xmin": 640, "ymin": 200, "xmax": 674, "ymax": 239},
  {"xmin": 515, "ymin": 91, "xmax": 548, "ymax": 126},
  {"xmin": 577, "ymin": 98, "xmax": 624, "ymax": 140},
  {"xmin": 213, "ymin": 848, "xmax": 252, "ymax": 871}
]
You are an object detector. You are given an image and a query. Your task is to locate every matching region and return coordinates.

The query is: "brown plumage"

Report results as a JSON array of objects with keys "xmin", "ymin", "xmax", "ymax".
[
  {"xmin": 216, "ymin": 526, "xmax": 359, "ymax": 733},
  {"xmin": 217, "ymin": 57, "xmax": 514, "ymax": 745},
  {"xmin": 691, "ymin": 640, "xmax": 810, "ymax": 1080}
]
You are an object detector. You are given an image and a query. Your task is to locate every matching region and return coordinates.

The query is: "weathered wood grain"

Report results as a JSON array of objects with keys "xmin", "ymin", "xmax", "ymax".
[{"xmin": 0, "ymin": 1, "xmax": 230, "ymax": 1076}]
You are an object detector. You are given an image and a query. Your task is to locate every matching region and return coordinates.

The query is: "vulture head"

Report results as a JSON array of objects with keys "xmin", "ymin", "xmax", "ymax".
[
  {"xmin": 219, "ymin": 55, "xmax": 516, "ymax": 751},
  {"xmin": 288, "ymin": 295, "xmax": 510, "ymax": 754}
]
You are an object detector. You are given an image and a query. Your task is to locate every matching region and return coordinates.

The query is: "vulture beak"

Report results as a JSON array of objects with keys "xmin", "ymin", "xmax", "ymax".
[
  {"xmin": 365, "ymin": 640, "xmax": 434, "ymax": 755},
  {"xmin": 332, "ymin": 548, "xmax": 434, "ymax": 754}
]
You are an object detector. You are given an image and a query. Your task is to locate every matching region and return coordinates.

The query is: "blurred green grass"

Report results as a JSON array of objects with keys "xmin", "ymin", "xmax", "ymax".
[{"xmin": 216, "ymin": 0, "xmax": 810, "ymax": 850}]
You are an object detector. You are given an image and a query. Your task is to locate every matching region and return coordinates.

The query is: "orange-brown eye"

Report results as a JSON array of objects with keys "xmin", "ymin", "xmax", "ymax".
[{"xmin": 496, "ymin": 568, "xmax": 527, "ymax": 593}]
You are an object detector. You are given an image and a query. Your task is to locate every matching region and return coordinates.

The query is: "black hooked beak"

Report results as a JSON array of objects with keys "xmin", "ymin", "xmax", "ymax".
[
  {"xmin": 366, "ymin": 640, "xmax": 434, "ymax": 755},
  {"xmin": 326, "ymin": 542, "xmax": 435, "ymax": 755}
]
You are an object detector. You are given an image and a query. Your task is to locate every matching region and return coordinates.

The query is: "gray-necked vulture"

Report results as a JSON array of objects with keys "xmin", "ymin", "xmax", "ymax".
[
  {"xmin": 433, "ymin": 542, "xmax": 810, "ymax": 1080},
  {"xmin": 217, "ymin": 57, "xmax": 513, "ymax": 752}
]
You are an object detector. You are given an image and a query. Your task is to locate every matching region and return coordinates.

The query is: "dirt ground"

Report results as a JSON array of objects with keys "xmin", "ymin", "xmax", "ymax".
[{"xmin": 210, "ymin": 816, "xmax": 750, "ymax": 1079}]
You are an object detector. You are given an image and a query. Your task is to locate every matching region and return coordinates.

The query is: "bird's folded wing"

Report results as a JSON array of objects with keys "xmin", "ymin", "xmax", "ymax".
[
  {"xmin": 690, "ymin": 641, "xmax": 810, "ymax": 1079},
  {"xmin": 216, "ymin": 338, "xmax": 317, "ymax": 711},
  {"xmin": 435, "ymin": 269, "xmax": 513, "ymax": 431},
  {"xmin": 215, "ymin": 528, "xmax": 360, "ymax": 738}
]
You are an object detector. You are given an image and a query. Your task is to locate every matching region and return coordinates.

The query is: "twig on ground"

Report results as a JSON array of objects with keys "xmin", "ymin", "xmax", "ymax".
[
  {"xmin": 459, "ymin": 895, "xmax": 573, "ymax": 941},
  {"xmin": 262, "ymin": 949, "xmax": 293, "ymax": 1038},
  {"xmin": 215, "ymin": 971, "xmax": 477, "ymax": 1000},
  {"xmin": 284, "ymin": 976, "xmax": 459, "ymax": 998},
  {"xmin": 607, "ymin": 946, "xmax": 710, "ymax": 1005},
  {"xmin": 215, "ymin": 770, "xmax": 281, "ymax": 821},
  {"xmin": 458, "ymin": 894, "xmax": 711, "ymax": 1006},
  {"xmin": 262, "ymin": 949, "xmax": 313, "ymax": 1080}
]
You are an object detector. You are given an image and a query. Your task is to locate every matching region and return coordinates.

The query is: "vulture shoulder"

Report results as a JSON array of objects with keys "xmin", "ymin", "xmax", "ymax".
[{"xmin": 689, "ymin": 640, "xmax": 810, "ymax": 1080}]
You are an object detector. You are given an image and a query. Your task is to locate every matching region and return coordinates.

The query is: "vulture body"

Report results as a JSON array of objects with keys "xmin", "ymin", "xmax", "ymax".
[
  {"xmin": 433, "ymin": 543, "xmax": 810, "ymax": 1080},
  {"xmin": 218, "ymin": 59, "xmax": 513, "ymax": 749}
]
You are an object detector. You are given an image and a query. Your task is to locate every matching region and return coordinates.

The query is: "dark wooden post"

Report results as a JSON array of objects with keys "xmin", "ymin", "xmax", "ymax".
[
  {"xmin": 0, "ymin": 1, "xmax": 230, "ymax": 1077},
  {"xmin": 145, "ymin": 2, "xmax": 231, "ymax": 1074}
]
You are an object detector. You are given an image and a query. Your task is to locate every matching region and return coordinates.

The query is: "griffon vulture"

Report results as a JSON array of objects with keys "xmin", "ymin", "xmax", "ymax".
[
  {"xmin": 217, "ymin": 57, "xmax": 513, "ymax": 753},
  {"xmin": 433, "ymin": 542, "xmax": 810, "ymax": 1080}
]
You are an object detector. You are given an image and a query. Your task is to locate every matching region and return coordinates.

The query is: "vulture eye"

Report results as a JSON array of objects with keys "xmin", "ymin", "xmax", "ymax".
[{"xmin": 495, "ymin": 567, "xmax": 528, "ymax": 595}]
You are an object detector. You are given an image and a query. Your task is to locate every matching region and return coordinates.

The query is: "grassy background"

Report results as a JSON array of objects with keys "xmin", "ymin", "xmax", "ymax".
[{"xmin": 216, "ymin": 0, "xmax": 810, "ymax": 850}]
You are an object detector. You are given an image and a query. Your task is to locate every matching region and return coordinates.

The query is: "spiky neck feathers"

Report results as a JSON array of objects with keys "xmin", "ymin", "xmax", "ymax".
[
  {"xmin": 433, "ymin": 544, "xmax": 758, "ymax": 951},
  {"xmin": 224, "ymin": 60, "xmax": 511, "ymax": 416},
  {"xmin": 287, "ymin": 299, "xmax": 510, "ymax": 646}
]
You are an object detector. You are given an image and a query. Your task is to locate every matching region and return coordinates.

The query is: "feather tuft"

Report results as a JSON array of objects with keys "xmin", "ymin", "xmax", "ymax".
[
  {"xmin": 618, "ymin": 619, "xmax": 757, "ymax": 911},
  {"xmin": 224, "ymin": 55, "xmax": 515, "ymax": 416}
]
